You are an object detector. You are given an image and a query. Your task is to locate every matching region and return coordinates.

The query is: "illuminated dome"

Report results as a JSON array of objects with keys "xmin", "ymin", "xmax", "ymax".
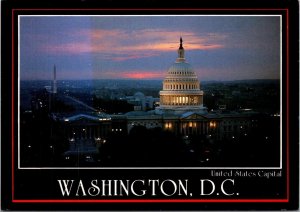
[
  {"xmin": 168, "ymin": 62, "xmax": 193, "ymax": 73},
  {"xmin": 158, "ymin": 37, "xmax": 205, "ymax": 113}
]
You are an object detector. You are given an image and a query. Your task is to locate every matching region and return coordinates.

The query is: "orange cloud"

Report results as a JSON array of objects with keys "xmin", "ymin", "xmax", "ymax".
[
  {"xmin": 39, "ymin": 28, "xmax": 226, "ymax": 60},
  {"xmin": 120, "ymin": 72, "xmax": 164, "ymax": 79},
  {"xmin": 100, "ymin": 70, "xmax": 165, "ymax": 79},
  {"xmin": 111, "ymin": 52, "xmax": 160, "ymax": 61}
]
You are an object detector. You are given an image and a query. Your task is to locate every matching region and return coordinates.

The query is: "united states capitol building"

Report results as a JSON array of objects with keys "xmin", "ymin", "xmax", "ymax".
[
  {"xmin": 125, "ymin": 37, "xmax": 212, "ymax": 135},
  {"xmin": 123, "ymin": 38, "xmax": 258, "ymax": 139},
  {"xmin": 50, "ymin": 38, "xmax": 260, "ymax": 156}
]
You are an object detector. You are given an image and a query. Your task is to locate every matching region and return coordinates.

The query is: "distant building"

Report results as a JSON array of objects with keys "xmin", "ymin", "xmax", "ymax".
[
  {"xmin": 124, "ymin": 92, "xmax": 159, "ymax": 111},
  {"xmin": 54, "ymin": 113, "xmax": 111, "ymax": 157},
  {"xmin": 47, "ymin": 65, "xmax": 58, "ymax": 94},
  {"xmin": 52, "ymin": 65, "xmax": 57, "ymax": 94}
]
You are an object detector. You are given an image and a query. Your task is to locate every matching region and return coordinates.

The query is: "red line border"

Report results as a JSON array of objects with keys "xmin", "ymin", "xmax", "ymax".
[
  {"xmin": 285, "ymin": 9, "xmax": 290, "ymax": 202},
  {"xmin": 11, "ymin": 8, "xmax": 290, "ymax": 204},
  {"xmin": 12, "ymin": 199, "xmax": 289, "ymax": 203},
  {"xmin": 12, "ymin": 8, "xmax": 15, "ymax": 203}
]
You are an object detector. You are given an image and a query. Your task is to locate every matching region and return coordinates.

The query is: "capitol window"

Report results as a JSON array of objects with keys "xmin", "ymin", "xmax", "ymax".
[{"xmin": 165, "ymin": 122, "xmax": 172, "ymax": 129}]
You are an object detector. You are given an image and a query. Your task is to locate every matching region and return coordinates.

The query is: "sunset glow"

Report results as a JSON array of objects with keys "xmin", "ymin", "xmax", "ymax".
[
  {"xmin": 119, "ymin": 72, "xmax": 165, "ymax": 79},
  {"xmin": 20, "ymin": 16, "xmax": 280, "ymax": 81}
]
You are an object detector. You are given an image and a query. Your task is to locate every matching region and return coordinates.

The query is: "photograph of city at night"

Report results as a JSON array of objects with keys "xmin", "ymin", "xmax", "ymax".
[{"xmin": 19, "ymin": 15, "xmax": 281, "ymax": 168}]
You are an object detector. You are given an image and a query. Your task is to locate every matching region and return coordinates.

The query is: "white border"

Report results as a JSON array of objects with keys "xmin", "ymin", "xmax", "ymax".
[{"xmin": 17, "ymin": 15, "xmax": 283, "ymax": 170}]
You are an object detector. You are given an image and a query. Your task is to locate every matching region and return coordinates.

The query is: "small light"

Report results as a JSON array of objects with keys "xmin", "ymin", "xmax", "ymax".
[
  {"xmin": 64, "ymin": 119, "xmax": 69, "ymax": 122},
  {"xmin": 28, "ymin": 145, "xmax": 31, "ymax": 148}
]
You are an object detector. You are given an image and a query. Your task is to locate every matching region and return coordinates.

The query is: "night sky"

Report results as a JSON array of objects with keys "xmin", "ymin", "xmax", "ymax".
[{"xmin": 19, "ymin": 15, "xmax": 281, "ymax": 81}]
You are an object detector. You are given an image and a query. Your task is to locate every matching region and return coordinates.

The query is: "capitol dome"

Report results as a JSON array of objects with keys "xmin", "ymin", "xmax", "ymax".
[
  {"xmin": 158, "ymin": 37, "xmax": 205, "ymax": 113},
  {"xmin": 168, "ymin": 62, "xmax": 193, "ymax": 73}
]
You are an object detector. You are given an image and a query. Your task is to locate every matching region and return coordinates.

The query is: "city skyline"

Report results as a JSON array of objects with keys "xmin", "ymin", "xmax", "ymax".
[{"xmin": 20, "ymin": 15, "xmax": 281, "ymax": 81}]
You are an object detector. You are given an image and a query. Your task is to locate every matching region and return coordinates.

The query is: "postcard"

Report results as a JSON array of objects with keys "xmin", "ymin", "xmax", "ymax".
[{"xmin": 1, "ymin": 0, "xmax": 299, "ymax": 210}]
